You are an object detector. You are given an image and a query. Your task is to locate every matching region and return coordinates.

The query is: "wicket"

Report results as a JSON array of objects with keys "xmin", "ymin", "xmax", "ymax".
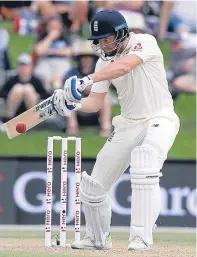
[{"xmin": 45, "ymin": 136, "xmax": 82, "ymax": 247}]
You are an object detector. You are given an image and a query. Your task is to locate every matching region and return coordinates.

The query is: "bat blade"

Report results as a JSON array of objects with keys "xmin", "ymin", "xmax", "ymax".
[{"xmin": 3, "ymin": 97, "xmax": 56, "ymax": 139}]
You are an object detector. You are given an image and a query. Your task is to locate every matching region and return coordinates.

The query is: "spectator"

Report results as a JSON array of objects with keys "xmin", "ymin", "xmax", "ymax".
[
  {"xmin": 119, "ymin": 10, "xmax": 147, "ymax": 33},
  {"xmin": 99, "ymin": 1, "xmax": 146, "ymax": 34},
  {"xmin": 0, "ymin": 1, "xmax": 32, "ymax": 20},
  {"xmin": 0, "ymin": 28, "xmax": 11, "ymax": 70},
  {"xmin": 167, "ymin": 39, "xmax": 196, "ymax": 95},
  {"xmin": 160, "ymin": 1, "xmax": 196, "ymax": 40},
  {"xmin": 173, "ymin": 57, "xmax": 196, "ymax": 93},
  {"xmin": 0, "ymin": 53, "xmax": 48, "ymax": 119},
  {"xmin": 70, "ymin": 1, "xmax": 91, "ymax": 25},
  {"xmin": 64, "ymin": 41, "xmax": 112, "ymax": 137},
  {"xmin": 0, "ymin": 28, "xmax": 11, "ymax": 87},
  {"xmin": 34, "ymin": 16, "xmax": 72, "ymax": 92},
  {"xmin": 104, "ymin": 1, "xmax": 144, "ymax": 11},
  {"xmin": 169, "ymin": 40, "xmax": 196, "ymax": 78},
  {"xmin": 31, "ymin": 0, "xmax": 80, "ymax": 33},
  {"xmin": 13, "ymin": 10, "xmax": 39, "ymax": 36}
]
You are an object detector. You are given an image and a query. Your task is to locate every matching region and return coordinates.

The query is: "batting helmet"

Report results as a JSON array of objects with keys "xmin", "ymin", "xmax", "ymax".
[
  {"xmin": 88, "ymin": 10, "xmax": 129, "ymax": 60},
  {"xmin": 88, "ymin": 9, "xmax": 129, "ymax": 41}
]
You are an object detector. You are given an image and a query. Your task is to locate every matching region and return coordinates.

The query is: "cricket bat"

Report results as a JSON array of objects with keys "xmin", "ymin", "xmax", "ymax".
[
  {"xmin": 3, "ymin": 97, "xmax": 56, "ymax": 139},
  {"xmin": 3, "ymin": 76, "xmax": 90, "ymax": 139}
]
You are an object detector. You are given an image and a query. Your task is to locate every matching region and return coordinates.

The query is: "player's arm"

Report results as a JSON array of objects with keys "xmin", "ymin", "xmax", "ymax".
[
  {"xmin": 51, "ymin": 89, "xmax": 106, "ymax": 116},
  {"xmin": 81, "ymin": 92, "xmax": 107, "ymax": 112},
  {"xmin": 63, "ymin": 55, "xmax": 142, "ymax": 103},
  {"xmin": 89, "ymin": 55, "xmax": 142, "ymax": 83},
  {"xmin": 64, "ymin": 35, "xmax": 159, "ymax": 104}
]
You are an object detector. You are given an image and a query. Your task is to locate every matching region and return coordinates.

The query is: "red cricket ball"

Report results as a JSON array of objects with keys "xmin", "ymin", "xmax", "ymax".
[{"xmin": 16, "ymin": 122, "xmax": 27, "ymax": 133}]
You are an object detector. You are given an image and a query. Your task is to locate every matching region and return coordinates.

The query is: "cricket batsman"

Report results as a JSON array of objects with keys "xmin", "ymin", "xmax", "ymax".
[{"xmin": 52, "ymin": 10, "xmax": 180, "ymax": 251}]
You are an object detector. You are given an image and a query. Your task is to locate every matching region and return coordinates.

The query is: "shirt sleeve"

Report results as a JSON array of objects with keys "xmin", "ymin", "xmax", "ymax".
[
  {"xmin": 129, "ymin": 34, "xmax": 162, "ymax": 63},
  {"xmin": 91, "ymin": 59, "xmax": 110, "ymax": 93}
]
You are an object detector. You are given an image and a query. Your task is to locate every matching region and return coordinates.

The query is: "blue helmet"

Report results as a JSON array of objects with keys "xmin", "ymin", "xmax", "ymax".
[
  {"xmin": 88, "ymin": 9, "xmax": 129, "ymax": 41},
  {"xmin": 88, "ymin": 10, "xmax": 129, "ymax": 60}
]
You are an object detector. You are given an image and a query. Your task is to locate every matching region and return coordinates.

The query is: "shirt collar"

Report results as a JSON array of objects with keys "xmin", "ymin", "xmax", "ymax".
[{"xmin": 121, "ymin": 32, "xmax": 135, "ymax": 55}]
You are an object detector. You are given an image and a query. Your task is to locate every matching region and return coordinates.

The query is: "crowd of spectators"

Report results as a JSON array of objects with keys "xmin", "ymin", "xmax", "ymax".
[{"xmin": 0, "ymin": 0, "xmax": 196, "ymax": 135}]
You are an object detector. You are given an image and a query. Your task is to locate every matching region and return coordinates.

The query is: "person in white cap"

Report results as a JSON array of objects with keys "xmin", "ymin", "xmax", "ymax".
[{"xmin": 0, "ymin": 53, "xmax": 48, "ymax": 119}]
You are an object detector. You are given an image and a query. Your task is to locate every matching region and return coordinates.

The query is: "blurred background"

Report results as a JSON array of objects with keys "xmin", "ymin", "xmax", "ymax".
[{"xmin": 0, "ymin": 0, "xmax": 195, "ymax": 239}]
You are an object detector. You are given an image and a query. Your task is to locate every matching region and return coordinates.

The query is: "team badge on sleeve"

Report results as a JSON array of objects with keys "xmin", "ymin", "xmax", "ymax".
[{"xmin": 133, "ymin": 42, "xmax": 143, "ymax": 51}]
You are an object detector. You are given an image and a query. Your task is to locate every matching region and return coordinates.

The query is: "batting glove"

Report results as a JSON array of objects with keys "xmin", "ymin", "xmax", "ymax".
[
  {"xmin": 52, "ymin": 89, "xmax": 81, "ymax": 117},
  {"xmin": 64, "ymin": 75, "xmax": 93, "ymax": 103}
]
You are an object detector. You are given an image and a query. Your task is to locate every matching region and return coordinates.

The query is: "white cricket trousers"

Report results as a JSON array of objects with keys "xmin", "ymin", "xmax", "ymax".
[{"xmin": 91, "ymin": 109, "xmax": 180, "ymax": 190}]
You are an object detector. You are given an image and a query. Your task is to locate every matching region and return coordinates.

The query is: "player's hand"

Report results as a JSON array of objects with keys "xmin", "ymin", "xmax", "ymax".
[
  {"xmin": 52, "ymin": 89, "xmax": 81, "ymax": 117},
  {"xmin": 64, "ymin": 75, "xmax": 93, "ymax": 103}
]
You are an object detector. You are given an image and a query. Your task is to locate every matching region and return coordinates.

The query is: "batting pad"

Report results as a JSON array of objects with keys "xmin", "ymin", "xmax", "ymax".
[
  {"xmin": 129, "ymin": 146, "xmax": 162, "ymax": 246},
  {"xmin": 80, "ymin": 171, "xmax": 111, "ymax": 249}
]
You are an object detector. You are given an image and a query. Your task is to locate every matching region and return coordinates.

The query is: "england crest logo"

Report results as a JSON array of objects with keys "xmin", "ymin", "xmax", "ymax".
[{"xmin": 94, "ymin": 21, "xmax": 98, "ymax": 32}]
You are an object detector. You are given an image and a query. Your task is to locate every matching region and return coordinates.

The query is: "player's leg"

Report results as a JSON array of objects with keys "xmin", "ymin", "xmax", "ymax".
[
  {"xmin": 72, "ymin": 116, "xmax": 146, "ymax": 250},
  {"xmin": 128, "ymin": 114, "xmax": 180, "ymax": 251},
  {"xmin": 72, "ymin": 137, "xmax": 132, "ymax": 250}
]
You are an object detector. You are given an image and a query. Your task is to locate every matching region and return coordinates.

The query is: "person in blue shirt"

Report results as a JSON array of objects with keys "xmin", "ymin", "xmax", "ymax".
[{"xmin": 34, "ymin": 16, "xmax": 72, "ymax": 92}]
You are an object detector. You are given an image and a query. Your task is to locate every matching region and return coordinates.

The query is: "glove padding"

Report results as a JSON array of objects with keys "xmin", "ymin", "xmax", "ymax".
[
  {"xmin": 52, "ymin": 89, "xmax": 81, "ymax": 117},
  {"xmin": 64, "ymin": 75, "xmax": 93, "ymax": 103}
]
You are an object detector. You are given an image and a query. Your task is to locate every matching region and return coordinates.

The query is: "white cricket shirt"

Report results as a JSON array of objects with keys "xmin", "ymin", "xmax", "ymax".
[{"xmin": 91, "ymin": 33, "xmax": 174, "ymax": 119}]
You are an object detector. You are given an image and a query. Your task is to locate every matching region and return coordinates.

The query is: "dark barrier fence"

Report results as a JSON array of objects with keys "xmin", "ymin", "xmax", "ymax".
[{"xmin": 0, "ymin": 157, "xmax": 196, "ymax": 227}]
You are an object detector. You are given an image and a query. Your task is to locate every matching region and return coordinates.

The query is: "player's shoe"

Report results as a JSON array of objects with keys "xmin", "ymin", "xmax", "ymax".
[
  {"xmin": 128, "ymin": 236, "xmax": 151, "ymax": 251},
  {"xmin": 71, "ymin": 234, "xmax": 112, "ymax": 250}
]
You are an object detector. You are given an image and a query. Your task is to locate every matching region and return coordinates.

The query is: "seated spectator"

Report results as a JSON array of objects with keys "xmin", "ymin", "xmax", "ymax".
[
  {"xmin": 0, "ymin": 28, "xmax": 11, "ymax": 69},
  {"xmin": 13, "ymin": 10, "xmax": 39, "ymax": 36},
  {"xmin": 64, "ymin": 41, "xmax": 112, "ymax": 137},
  {"xmin": 160, "ymin": 1, "xmax": 196, "ymax": 40},
  {"xmin": 0, "ymin": 1, "xmax": 32, "ymax": 20},
  {"xmin": 167, "ymin": 39, "xmax": 196, "ymax": 95},
  {"xmin": 101, "ymin": 1, "xmax": 146, "ymax": 34},
  {"xmin": 31, "ymin": 0, "xmax": 80, "ymax": 33},
  {"xmin": 34, "ymin": 16, "xmax": 72, "ymax": 92},
  {"xmin": 119, "ymin": 10, "xmax": 147, "ymax": 34},
  {"xmin": 0, "ymin": 53, "xmax": 49, "ymax": 119},
  {"xmin": 142, "ymin": 1, "xmax": 162, "ymax": 37},
  {"xmin": 70, "ymin": 1, "xmax": 96, "ymax": 25},
  {"xmin": 173, "ymin": 57, "xmax": 196, "ymax": 93},
  {"xmin": 104, "ymin": 1, "xmax": 144, "ymax": 11},
  {"xmin": 70, "ymin": 1, "xmax": 89, "ymax": 24},
  {"xmin": 0, "ymin": 28, "xmax": 11, "ymax": 87},
  {"xmin": 169, "ymin": 39, "xmax": 196, "ymax": 78}
]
